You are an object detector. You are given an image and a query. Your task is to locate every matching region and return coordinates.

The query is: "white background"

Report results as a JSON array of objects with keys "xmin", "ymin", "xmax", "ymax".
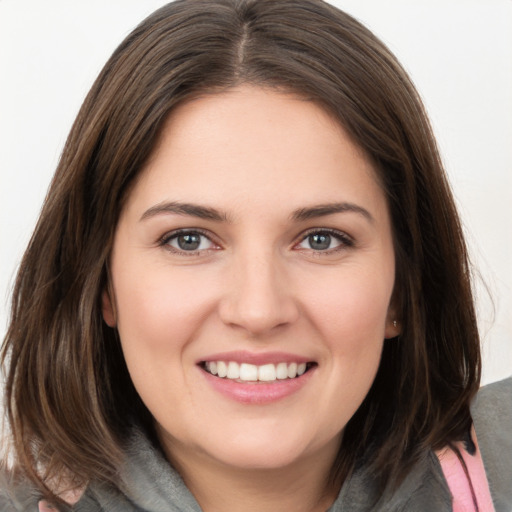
[{"xmin": 0, "ymin": 1, "xmax": 511, "ymax": 384}]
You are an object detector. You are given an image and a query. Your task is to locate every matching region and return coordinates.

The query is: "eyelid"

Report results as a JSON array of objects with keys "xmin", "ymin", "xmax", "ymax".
[
  {"xmin": 157, "ymin": 227, "xmax": 353, "ymax": 256},
  {"xmin": 159, "ymin": 228, "xmax": 221, "ymax": 255},
  {"xmin": 294, "ymin": 227, "xmax": 354, "ymax": 252}
]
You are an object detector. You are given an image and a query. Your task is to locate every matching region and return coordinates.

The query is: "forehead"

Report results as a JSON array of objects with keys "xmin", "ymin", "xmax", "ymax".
[{"xmin": 124, "ymin": 85, "xmax": 386, "ymax": 220}]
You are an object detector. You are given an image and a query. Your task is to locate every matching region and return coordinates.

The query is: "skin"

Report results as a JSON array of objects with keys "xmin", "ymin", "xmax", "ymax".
[{"xmin": 103, "ymin": 85, "xmax": 400, "ymax": 512}]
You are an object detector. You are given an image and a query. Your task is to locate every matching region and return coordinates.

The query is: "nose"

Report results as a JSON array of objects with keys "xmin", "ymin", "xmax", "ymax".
[{"xmin": 218, "ymin": 250, "xmax": 300, "ymax": 336}]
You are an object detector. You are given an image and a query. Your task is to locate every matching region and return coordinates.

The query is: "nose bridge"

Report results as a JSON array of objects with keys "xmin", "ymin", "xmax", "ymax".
[{"xmin": 219, "ymin": 244, "xmax": 298, "ymax": 334}]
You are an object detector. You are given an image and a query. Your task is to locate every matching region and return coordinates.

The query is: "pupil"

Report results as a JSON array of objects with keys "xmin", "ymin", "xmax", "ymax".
[
  {"xmin": 309, "ymin": 233, "xmax": 330, "ymax": 250},
  {"xmin": 178, "ymin": 233, "xmax": 201, "ymax": 250}
]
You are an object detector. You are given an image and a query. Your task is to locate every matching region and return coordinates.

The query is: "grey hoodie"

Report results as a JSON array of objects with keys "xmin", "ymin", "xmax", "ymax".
[{"xmin": 2, "ymin": 377, "xmax": 511, "ymax": 512}]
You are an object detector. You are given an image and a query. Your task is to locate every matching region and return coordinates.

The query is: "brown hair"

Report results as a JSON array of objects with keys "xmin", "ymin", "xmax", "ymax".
[{"xmin": 1, "ymin": 0, "xmax": 480, "ymax": 503}]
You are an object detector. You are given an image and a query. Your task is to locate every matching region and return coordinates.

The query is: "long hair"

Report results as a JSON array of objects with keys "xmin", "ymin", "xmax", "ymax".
[{"xmin": 1, "ymin": 0, "xmax": 480, "ymax": 502}]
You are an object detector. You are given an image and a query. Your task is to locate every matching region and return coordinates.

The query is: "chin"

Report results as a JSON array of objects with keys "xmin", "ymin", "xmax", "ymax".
[
  {"xmin": 198, "ymin": 426, "xmax": 335, "ymax": 471},
  {"xmin": 210, "ymin": 444, "xmax": 308, "ymax": 471}
]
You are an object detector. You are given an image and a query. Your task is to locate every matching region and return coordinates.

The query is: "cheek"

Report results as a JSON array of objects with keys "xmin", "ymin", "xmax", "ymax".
[
  {"xmin": 300, "ymin": 263, "xmax": 393, "ymax": 408},
  {"xmin": 112, "ymin": 266, "xmax": 215, "ymax": 377},
  {"xmin": 304, "ymin": 266, "xmax": 393, "ymax": 345},
  {"xmin": 302, "ymin": 268, "xmax": 391, "ymax": 427},
  {"xmin": 112, "ymin": 266, "xmax": 217, "ymax": 413}
]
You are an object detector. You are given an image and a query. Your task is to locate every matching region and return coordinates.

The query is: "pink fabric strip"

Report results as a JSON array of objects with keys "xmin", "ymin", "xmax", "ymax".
[{"xmin": 436, "ymin": 426, "xmax": 495, "ymax": 512}]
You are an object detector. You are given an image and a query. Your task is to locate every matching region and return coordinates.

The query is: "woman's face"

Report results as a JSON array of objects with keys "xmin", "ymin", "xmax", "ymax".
[{"xmin": 103, "ymin": 85, "xmax": 399, "ymax": 473}]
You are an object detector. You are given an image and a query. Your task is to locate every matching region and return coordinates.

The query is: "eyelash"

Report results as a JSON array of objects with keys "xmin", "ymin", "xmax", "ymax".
[
  {"xmin": 159, "ymin": 229, "xmax": 219, "ymax": 256},
  {"xmin": 159, "ymin": 228, "xmax": 354, "ymax": 256},
  {"xmin": 295, "ymin": 228, "xmax": 354, "ymax": 254}
]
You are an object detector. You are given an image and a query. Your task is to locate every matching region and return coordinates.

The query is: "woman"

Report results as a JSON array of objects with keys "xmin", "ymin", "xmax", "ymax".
[{"xmin": 1, "ymin": 1, "xmax": 510, "ymax": 511}]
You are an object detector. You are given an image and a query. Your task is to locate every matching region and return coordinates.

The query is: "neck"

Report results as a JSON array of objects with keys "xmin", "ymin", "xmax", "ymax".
[{"xmin": 160, "ymin": 435, "xmax": 341, "ymax": 512}]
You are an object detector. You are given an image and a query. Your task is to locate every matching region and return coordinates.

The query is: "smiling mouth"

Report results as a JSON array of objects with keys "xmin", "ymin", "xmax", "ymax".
[{"xmin": 200, "ymin": 361, "xmax": 317, "ymax": 382}]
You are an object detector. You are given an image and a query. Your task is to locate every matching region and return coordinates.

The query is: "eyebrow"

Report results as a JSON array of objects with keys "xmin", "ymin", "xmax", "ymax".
[
  {"xmin": 140, "ymin": 200, "xmax": 373, "ymax": 224},
  {"xmin": 140, "ymin": 201, "xmax": 230, "ymax": 222},
  {"xmin": 291, "ymin": 202, "xmax": 374, "ymax": 223}
]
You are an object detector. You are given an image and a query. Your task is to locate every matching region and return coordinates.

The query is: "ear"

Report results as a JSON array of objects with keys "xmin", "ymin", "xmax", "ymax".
[
  {"xmin": 384, "ymin": 316, "xmax": 401, "ymax": 340},
  {"xmin": 384, "ymin": 297, "xmax": 401, "ymax": 340},
  {"xmin": 101, "ymin": 288, "xmax": 117, "ymax": 327}
]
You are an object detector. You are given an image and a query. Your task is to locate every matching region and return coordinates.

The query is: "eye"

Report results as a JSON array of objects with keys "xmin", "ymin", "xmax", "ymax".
[
  {"xmin": 296, "ymin": 229, "xmax": 353, "ymax": 252},
  {"xmin": 162, "ymin": 230, "xmax": 218, "ymax": 253}
]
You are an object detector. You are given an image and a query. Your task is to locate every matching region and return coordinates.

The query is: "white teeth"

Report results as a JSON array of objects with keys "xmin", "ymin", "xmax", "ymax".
[
  {"xmin": 276, "ymin": 362, "xmax": 288, "ymax": 380},
  {"xmin": 227, "ymin": 361, "xmax": 240, "ymax": 379},
  {"xmin": 258, "ymin": 363, "xmax": 276, "ymax": 382},
  {"xmin": 217, "ymin": 361, "xmax": 228, "ymax": 378},
  {"xmin": 204, "ymin": 361, "xmax": 311, "ymax": 381},
  {"xmin": 239, "ymin": 363, "xmax": 258, "ymax": 381}
]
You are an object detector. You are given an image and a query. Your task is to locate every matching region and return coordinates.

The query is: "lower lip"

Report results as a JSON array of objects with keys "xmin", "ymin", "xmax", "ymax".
[{"xmin": 200, "ymin": 366, "xmax": 316, "ymax": 404}]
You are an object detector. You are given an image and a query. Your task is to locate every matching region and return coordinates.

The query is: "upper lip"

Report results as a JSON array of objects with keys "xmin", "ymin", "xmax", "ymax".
[{"xmin": 198, "ymin": 350, "xmax": 314, "ymax": 366}]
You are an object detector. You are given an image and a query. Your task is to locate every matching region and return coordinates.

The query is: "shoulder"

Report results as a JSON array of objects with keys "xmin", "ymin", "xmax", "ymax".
[
  {"xmin": 472, "ymin": 376, "xmax": 512, "ymax": 420},
  {"xmin": 330, "ymin": 450, "xmax": 453, "ymax": 512},
  {"xmin": 471, "ymin": 376, "xmax": 512, "ymax": 512},
  {"xmin": 0, "ymin": 471, "xmax": 86, "ymax": 512},
  {"xmin": 0, "ymin": 470, "xmax": 41, "ymax": 511}
]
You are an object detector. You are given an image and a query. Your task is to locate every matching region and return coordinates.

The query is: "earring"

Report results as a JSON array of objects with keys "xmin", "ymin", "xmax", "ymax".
[{"xmin": 393, "ymin": 320, "xmax": 397, "ymax": 327}]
